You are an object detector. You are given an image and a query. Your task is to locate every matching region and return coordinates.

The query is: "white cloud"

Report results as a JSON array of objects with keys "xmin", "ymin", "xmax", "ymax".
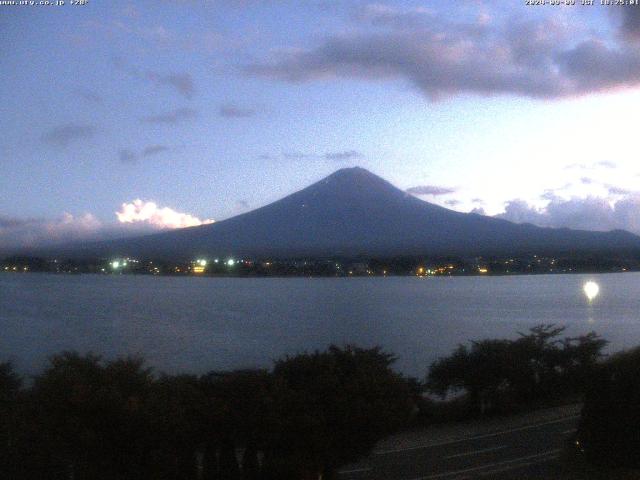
[{"xmin": 116, "ymin": 199, "xmax": 214, "ymax": 229}]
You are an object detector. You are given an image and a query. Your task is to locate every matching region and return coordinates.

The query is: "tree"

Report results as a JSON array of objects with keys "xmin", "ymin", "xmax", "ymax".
[
  {"xmin": 19, "ymin": 352, "xmax": 155, "ymax": 480},
  {"xmin": 427, "ymin": 325, "xmax": 608, "ymax": 416},
  {"xmin": 269, "ymin": 345, "xmax": 413, "ymax": 479},
  {"xmin": 0, "ymin": 362, "xmax": 22, "ymax": 476},
  {"xmin": 427, "ymin": 340, "xmax": 516, "ymax": 414},
  {"xmin": 578, "ymin": 347, "xmax": 640, "ymax": 467}
]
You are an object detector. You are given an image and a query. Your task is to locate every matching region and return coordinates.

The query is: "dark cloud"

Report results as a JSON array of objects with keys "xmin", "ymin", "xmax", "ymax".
[
  {"xmin": 113, "ymin": 58, "xmax": 195, "ymax": 98},
  {"xmin": 41, "ymin": 124, "xmax": 97, "ymax": 147},
  {"xmin": 354, "ymin": 4, "xmax": 434, "ymax": 29},
  {"xmin": 444, "ymin": 199, "xmax": 460, "ymax": 207},
  {"xmin": 470, "ymin": 207, "xmax": 486, "ymax": 216},
  {"xmin": 324, "ymin": 150, "xmax": 363, "ymax": 161},
  {"xmin": 141, "ymin": 108, "xmax": 197, "ymax": 124},
  {"xmin": 0, "ymin": 216, "xmax": 32, "ymax": 229},
  {"xmin": 246, "ymin": 8, "xmax": 640, "ymax": 100},
  {"xmin": 147, "ymin": 72, "xmax": 195, "ymax": 98},
  {"xmin": 277, "ymin": 150, "xmax": 363, "ymax": 161},
  {"xmin": 619, "ymin": 6, "xmax": 640, "ymax": 40},
  {"xmin": 119, "ymin": 149, "xmax": 138, "ymax": 163},
  {"xmin": 283, "ymin": 151, "xmax": 313, "ymax": 160},
  {"xmin": 541, "ymin": 189, "xmax": 560, "ymax": 201},
  {"xmin": 472, "ymin": 198, "xmax": 485, "ymax": 204},
  {"xmin": 496, "ymin": 195, "xmax": 640, "ymax": 234},
  {"xmin": 406, "ymin": 185, "xmax": 456, "ymax": 196},
  {"xmin": 119, "ymin": 145, "xmax": 170, "ymax": 163},
  {"xmin": 218, "ymin": 104, "xmax": 256, "ymax": 118},
  {"xmin": 0, "ymin": 212, "xmax": 103, "ymax": 250},
  {"xmin": 142, "ymin": 145, "xmax": 169, "ymax": 156},
  {"xmin": 74, "ymin": 88, "xmax": 103, "ymax": 103}
]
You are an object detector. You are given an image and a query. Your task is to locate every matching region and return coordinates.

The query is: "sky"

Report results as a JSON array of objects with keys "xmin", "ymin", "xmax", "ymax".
[{"xmin": 3, "ymin": 0, "xmax": 640, "ymax": 248}]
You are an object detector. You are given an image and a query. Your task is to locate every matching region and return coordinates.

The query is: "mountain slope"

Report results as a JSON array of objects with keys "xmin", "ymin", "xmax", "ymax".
[{"xmin": 51, "ymin": 167, "xmax": 640, "ymax": 259}]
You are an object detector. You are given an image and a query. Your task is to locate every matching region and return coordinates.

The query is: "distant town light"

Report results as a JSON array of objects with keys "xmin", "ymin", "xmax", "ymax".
[
  {"xmin": 583, "ymin": 281, "xmax": 599, "ymax": 302},
  {"xmin": 227, "ymin": 259, "xmax": 235, "ymax": 266},
  {"xmin": 111, "ymin": 261, "xmax": 120, "ymax": 269},
  {"xmin": 197, "ymin": 259, "xmax": 207, "ymax": 267}
]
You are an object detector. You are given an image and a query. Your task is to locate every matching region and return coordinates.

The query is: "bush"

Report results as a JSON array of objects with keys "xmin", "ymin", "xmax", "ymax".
[{"xmin": 578, "ymin": 347, "xmax": 640, "ymax": 467}]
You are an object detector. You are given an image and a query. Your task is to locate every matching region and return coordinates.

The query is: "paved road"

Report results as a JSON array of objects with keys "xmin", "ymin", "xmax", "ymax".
[{"xmin": 339, "ymin": 412, "xmax": 579, "ymax": 480}]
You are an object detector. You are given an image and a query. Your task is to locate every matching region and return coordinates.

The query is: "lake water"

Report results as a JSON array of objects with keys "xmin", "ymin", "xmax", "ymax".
[{"xmin": 2, "ymin": 272, "xmax": 640, "ymax": 378}]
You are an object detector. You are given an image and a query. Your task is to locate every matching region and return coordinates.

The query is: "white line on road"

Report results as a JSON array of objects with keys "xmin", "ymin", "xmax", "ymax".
[
  {"xmin": 376, "ymin": 416, "xmax": 578, "ymax": 455},
  {"xmin": 339, "ymin": 467, "xmax": 372, "ymax": 475},
  {"xmin": 410, "ymin": 449, "xmax": 562, "ymax": 480},
  {"xmin": 468, "ymin": 452, "xmax": 560, "ymax": 478},
  {"xmin": 443, "ymin": 445, "xmax": 506, "ymax": 460}
]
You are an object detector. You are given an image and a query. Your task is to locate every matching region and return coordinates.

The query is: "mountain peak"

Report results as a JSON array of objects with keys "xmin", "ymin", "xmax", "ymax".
[{"xmin": 328, "ymin": 166, "xmax": 379, "ymax": 181}]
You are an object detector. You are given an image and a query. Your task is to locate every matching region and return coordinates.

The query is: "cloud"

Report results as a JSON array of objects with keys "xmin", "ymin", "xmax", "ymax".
[
  {"xmin": 118, "ymin": 145, "xmax": 170, "ymax": 163},
  {"xmin": 116, "ymin": 199, "xmax": 214, "ymax": 229},
  {"xmin": 406, "ymin": 185, "xmax": 456, "ymax": 196},
  {"xmin": 275, "ymin": 150, "xmax": 364, "ymax": 161},
  {"xmin": 141, "ymin": 108, "xmax": 197, "ymax": 124},
  {"xmin": 619, "ymin": 6, "xmax": 640, "ymax": 41},
  {"xmin": 41, "ymin": 124, "xmax": 96, "ymax": 147},
  {"xmin": 445, "ymin": 199, "xmax": 461, "ymax": 206},
  {"xmin": 354, "ymin": 4, "xmax": 434, "ymax": 29},
  {"xmin": 142, "ymin": 145, "xmax": 169, "ymax": 156},
  {"xmin": 146, "ymin": 72, "xmax": 195, "ymax": 99},
  {"xmin": 607, "ymin": 185, "xmax": 632, "ymax": 195},
  {"xmin": 0, "ymin": 213, "xmax": 103, "ymax": 250},
  {"xmin": 596, "ymin": 160, "xmax": 617, "ymax": 169},
  {"xmin": 0, "ymin": 200, "xmax": 215, "ymax": 250},
  {"xmin": 496, "ymin": 194, "xmax": 640, "ymax": 234},
  {"xmin": 283, "ymin": 151, "xmax": 313, "ymax": 160},
  {"xmin": 73, "ymin": 88, "xmax": 103, "ymax": 103},
  {"xmin": 218, "ymin": 104, "xmax": 256, "ymax": 118},
  {"xmin": 113, "ymin": 58, "xmax": 195, "ymax": 98},
  {"xmin": 324, "ymin": 150, "xmax": 364, "ymax": 161},
  {"xmin": 245, "ymin": 7, "xmax": 640, "ymax": 100},
  {"xmin": 581, "ymin": 177, "xmax": 594, "ymax": 185},
  {"xmin": 119, "ymin": 149, "xmax": 138, "ymax": 163}
]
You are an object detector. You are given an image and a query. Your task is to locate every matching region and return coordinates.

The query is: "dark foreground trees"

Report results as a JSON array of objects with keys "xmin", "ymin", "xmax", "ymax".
[
  {"xmin": 0, "ymin": 346, "xmax": 414, "ymax": 480},
  {"xmin": 577, "ymin": 347, "xmax": 640, "ymax": 468},
  {"xmin": 427, "ymin": 325, "xmax": 608, "ymax": 415}
]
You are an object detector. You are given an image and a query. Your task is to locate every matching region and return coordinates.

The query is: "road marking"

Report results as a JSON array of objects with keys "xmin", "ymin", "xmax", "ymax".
[
  {"xmin": 443, "ymin": 445, "xmax": 506, "ymax": 459},
  {"xmin": 410, "ymin": 449, "xmax": 561, "ymax": 480},
  {"xmin": 470, "ymin": 452, "xmax": 560, "ymax": 478},
  {"xmin": 339, "ymin": 467, "xmax": 372, "ymax": 475},
  {"xmin": 376, "ymin": 415, "xmax": 579, "ymax": 455}
]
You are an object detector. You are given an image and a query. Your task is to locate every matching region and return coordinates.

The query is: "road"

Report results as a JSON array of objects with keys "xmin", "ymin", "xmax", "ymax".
[{"xmin": 339, "ymin": 408, "xmax": 579, "ymax": 480}]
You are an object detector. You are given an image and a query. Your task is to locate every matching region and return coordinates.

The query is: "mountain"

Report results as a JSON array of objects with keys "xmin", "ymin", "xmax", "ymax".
[{"xmin": 42, "ymin": 167, "xmax": 640, "ymax": 259}]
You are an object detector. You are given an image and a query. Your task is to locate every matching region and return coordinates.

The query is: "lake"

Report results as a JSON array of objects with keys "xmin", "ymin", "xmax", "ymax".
[{"xmin": 1, "ymin": 272, "xmax": 639, "ymax": 378}]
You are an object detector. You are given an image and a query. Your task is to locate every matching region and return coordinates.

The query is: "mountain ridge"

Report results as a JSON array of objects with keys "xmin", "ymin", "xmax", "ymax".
[{"xmin": 32, "ymin": 167, "xmax": 640, "ymax": 259}]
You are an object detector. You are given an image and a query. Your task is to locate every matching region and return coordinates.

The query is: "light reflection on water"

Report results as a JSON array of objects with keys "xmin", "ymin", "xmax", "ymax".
[{"xmin": 1, "ymin": 272, "xmax": 639, "ymax": 377}]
